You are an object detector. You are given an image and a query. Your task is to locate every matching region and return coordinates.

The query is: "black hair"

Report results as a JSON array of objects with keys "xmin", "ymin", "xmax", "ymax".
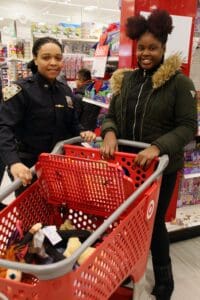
[
  {"xmin": 27, "ymin": 59, "xmax": 38, "ymax": 74},
  {"xmin": 30, "ymin": 37, "xmax": 63, "ymax": 73},
  {"xmin": 126, "ymin": 9, "xmax": 173, "ymax": 44},
  {"xmin": 32, "ymin": 36, "xmax": 62, "ymax": 57},
  {"xmin": 77, "ymin": 68, "xmax": 92, "ymax": 82}
]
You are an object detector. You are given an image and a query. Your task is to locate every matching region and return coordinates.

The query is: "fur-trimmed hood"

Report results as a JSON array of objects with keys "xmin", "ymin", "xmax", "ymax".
[{"xmin": 110, "ymin": 54, "xmax": 182, "ymax": 95}]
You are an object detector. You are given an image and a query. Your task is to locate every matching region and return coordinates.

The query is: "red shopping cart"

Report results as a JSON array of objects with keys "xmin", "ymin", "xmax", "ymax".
[{"xmin": 0, "ymin": 138, "xmax": 168, "ymax": 300}]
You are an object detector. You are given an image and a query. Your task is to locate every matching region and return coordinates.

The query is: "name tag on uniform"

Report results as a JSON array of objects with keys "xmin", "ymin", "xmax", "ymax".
[{"xmin": 66, "ymin": 96, "xmax": 74, "ymax": 108}]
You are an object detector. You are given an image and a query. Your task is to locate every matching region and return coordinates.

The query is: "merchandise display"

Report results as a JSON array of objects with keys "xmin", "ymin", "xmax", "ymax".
[
  {"xmin": 32, "ymin": 22, "xmax": 102, "ymax": 40},
  {"xmin": 62, "ymin": 54, "xmax": 84, "ymax": 80},
  {"xmin": 177, "ymin": 91, "xmax": 200, "ymax": 208},
  {"xmin": 84, "ymin": 79, "xmax": 112, "ymax": 106},
  {"xmin": 0, "ymin": 39, "xmax": 32, "ymax": 87}
]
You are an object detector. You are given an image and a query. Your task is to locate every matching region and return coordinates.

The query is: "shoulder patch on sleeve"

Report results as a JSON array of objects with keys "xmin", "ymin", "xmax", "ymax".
[
  {"xmin": 190, "ymin": 90, "xmax": 196, "ymax": 98},
  {"xmin": 2, "ymin": 84, "xmax": 22, "ymax": 101}
]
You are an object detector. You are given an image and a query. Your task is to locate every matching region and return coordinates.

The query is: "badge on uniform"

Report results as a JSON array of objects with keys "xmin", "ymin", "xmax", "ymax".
[
  {"xmin": 66, "ymin": 96, "xmax": 74, "ymax": 108},
  {"xmin": 2, "ymin": 84, "xmax": 22, "ymax": 101}
]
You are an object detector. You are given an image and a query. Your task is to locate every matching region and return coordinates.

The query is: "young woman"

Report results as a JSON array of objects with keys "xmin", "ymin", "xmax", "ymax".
[
  {"xmin": 101, "ymin": 10, "xmax": 197, "ymax": 300},
  {"xmin": 0, "ymin": 37, "xmax": 95, "ymax": 191}
]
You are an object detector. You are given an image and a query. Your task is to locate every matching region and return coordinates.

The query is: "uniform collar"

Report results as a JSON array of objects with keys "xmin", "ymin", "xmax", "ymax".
[{"xmin": 34, "ymin": 72, "xmax": 58, "ymax": 90}]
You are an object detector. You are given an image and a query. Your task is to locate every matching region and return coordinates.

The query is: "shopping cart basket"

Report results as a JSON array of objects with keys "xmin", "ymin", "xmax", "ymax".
[{"xmin": 0, "ymin": 138, "xmax": 168, "ymax": 300}]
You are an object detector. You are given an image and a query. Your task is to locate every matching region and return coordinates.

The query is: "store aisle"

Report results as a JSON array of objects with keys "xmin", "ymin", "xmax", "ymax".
[
  {"xmin": 170, "ymin": 237, "xmax": 200, "ymax": 299},
  {"xmin": 144, "ymin": 237, "xmax": 200, "ymax": 300}
]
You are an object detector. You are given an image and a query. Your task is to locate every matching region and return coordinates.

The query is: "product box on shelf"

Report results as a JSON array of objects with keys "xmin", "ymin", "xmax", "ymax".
[
  {"xmin": 177, "ymin": 175, "xmax": 200, "ymax": 206},
  {"xmin": 197, "ymin": 91, "xmax": 200, "ymax": 136},
  {"xmin": 81, "ymin": 22, "xmax": 102, "ymax": 40},
  {"xmin": 106, "ymin": 30, "xmax": 120, "ymax": 57},
  {"xmin": 62, "ymin": 54, "xmax": 84, "ymax": 80},
  {"xmin": 177, "ymin": 140, "xmax": 200, "ymax": 207},
  {"xmin": 84, "ymin": 79, "xmax": 112, "ymax": 106}
]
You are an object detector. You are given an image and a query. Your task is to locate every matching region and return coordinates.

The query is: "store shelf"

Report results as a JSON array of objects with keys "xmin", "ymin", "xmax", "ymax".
[
  {"xmin": 7, "ymin": 58, "xmax": 30, "ymax": 63},
  {"xmin": 33, "ymin": 33, "xmax": 98, "ymax": 43},
  {"xmin": 167, "ymin": 204, "xmax": 200, "ymax": 242},
  {"xmin": 61, "ymin": 38, "xmax": 98, "ymax": 43},
  {"xmin": 184, "ymin": 173, "xmax": 200, "ymax": 179},
  {"xmin": 83, "ymin": 97, "xmax": 109, "ymax": 108},
  {"xmin": 83, "ymin": 56, "xmax": 119, "ymax": 62}
]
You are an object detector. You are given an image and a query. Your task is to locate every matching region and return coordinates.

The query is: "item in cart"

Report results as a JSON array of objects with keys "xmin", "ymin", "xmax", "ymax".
[
  {"xmin": 5, "ymin": 269, "xmax": 22, "ymax": 281},
  {"xmin": 63, "ymin": 237, "xmax": 96, "ymax": 265},
  {"xmin": 0, "ymin": 245, "xmax": 17, "ymax": 278},
  {"xmin": 59, "ymin": 219, "xmax": 75, "ymax": 230},
  {"xmin": 77, "ymin": 246, "xmax": 96, "ymax": 265}
]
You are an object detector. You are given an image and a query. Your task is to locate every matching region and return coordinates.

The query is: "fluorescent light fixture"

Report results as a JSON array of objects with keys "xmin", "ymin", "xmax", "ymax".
[
  {"xmin": 42, "ymin": 0, "xmax": 82, "ymax": 7},
  {"xmin": 45, "ymin": 12, "xmax": 71, "ymax": 21},
  {"xmin": 100, "ymin": 8, "xmax": 120, "ymax": 13},
  {"xmin": 41, "ymin": 1, "xmax": 119, "ymax": 12},
  {"xmin": 84, "ymin": 6, "xmax": 98, "ymax": 11},
  {"xmin": 42, "ymin": 11, "xmax": 49, "ymax": 15}
]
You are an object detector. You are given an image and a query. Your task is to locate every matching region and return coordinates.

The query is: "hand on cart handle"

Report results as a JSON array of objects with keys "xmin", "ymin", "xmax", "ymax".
[
  {"xmin": 10, "ymin": 162, "xmax": 32, "ymax": 186},
  {"xmin": 100, "ymin": 131, "xmax": 118, "ymax": 158},
  {"xmin": 134, "ymin": 145, "xmax": 160, "ymax": 169},
  {"xmin": 80, "ymin": 131, "xmax": 96, "ymax": 143}
]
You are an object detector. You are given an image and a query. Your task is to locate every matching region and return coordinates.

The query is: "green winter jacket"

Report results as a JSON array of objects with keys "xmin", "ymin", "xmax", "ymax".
[{"xmin": 101, "ymin": 55, "xmax": 197, "ymax": 174}]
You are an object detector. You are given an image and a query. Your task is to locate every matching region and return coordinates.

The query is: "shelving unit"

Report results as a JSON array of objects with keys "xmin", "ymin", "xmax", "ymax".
[
  {"xmin": 83, "ymin": 56, "xmax": 119, "ymax": 62},
  {"xmin": 167, "ymin": 47, "xmax": 200, "ymax": 240},
  {"xmin": 167, "ymin": 204, "xmax": 200, "ymax": 242},
  {"xmin": 33, "ymin": 34, "xmax": 98, "ymax": 44}
]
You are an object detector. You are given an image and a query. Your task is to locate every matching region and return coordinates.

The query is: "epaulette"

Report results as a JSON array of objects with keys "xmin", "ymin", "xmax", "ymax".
[{"xmin": 2, "ymin": 84, "xmax": 22, "ymax": 101}]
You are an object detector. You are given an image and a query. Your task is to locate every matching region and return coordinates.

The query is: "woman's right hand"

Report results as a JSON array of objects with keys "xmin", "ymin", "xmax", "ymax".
[
  {"xmin": 100, "ymin": 131, "xmax": 118, "ymax": 158},
  {"xmin": 10, "ymin": 163, "xmax": 32, "ymax": 186}
]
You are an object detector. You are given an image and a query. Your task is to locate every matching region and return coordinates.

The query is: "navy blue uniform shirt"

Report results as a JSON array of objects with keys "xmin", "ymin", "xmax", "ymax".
[{"xmin": 0, "ymin": 73, "xmax": 81, "ymax": 167}]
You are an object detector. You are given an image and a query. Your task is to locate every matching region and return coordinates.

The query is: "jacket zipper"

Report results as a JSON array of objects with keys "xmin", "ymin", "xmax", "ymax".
[
  {"xmin": 132, "ymin": 71, "xmax": 147, "ymax": 140},
  {"xmin": 139, "ymin": 89, "xmax": 154, "ymax": 140}
]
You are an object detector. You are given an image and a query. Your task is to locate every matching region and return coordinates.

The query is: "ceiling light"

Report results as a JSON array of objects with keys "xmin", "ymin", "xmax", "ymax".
[
  {"xmin": 45, "ymin": 12, "xmax": 71, "ymax": 20},
  {"xmin": 83, "ymin": 6, "xmax": 98, "ymax": 11},
  {"xmin": 42, "ymin": 11, "xmax": 49, "ymax": 15},
  {"xmin": 100, "ymin": 8, "xmax": 120, "ymax": 13},
  {"xmin": 42, "ymin": 0, "xmax": 80, "ymax": 6}
]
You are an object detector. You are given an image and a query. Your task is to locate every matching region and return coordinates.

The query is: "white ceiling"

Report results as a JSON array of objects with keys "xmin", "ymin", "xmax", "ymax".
[{"xmin": 0, "ymin": 0, "xmax": 121, "ymax": 25}]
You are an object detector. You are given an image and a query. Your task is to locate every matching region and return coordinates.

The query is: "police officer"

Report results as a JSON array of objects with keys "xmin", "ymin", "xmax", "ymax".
[
  {"xmin": 0, "ymin": 78, "xmax": 5, "ymax": 188},
  {"xmin": 0, "ymin": 78, "xmax": 7, "ymax": 210},
  {"xmin": 0, "ymin": 37, "xmax": 95, "ymax": 193}
]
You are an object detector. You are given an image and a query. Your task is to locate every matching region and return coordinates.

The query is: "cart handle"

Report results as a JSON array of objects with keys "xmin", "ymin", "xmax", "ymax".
[
  {"xmin": 0, "ymin": 137, "xmax": 169, "ymax": 279},
  {"xmin": 0, "ymin": 137, "xmax": 154, "ymax": 202}
]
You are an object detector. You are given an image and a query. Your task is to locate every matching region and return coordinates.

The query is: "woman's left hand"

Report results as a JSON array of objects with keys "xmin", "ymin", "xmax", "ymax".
[
  {"xmin": 80, "ymin": 131, "xmax": 96, "ymax": 143},
  {"xmin": 134, "ymin": 145, "xmax": 160, "ymax": 169}
]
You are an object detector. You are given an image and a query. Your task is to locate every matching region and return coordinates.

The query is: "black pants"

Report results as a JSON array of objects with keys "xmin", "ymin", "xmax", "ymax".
[
  {"xmin": 0, "ymin": 157, "xmax": 7, "ymax": 210},
  {"xmin": 151, "ymin": 172, "xmax": 177, "ymax": 267},
  {"xmin": 0, "ymin": 156, "xmax": 5, "ymax": 186}
]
